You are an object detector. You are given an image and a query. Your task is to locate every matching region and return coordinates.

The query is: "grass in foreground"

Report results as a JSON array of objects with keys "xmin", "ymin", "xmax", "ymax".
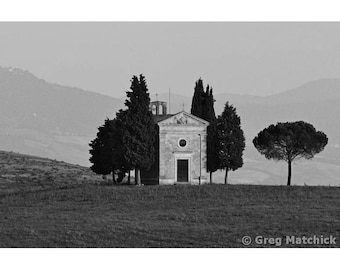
[{"xmin": 0, "ymin": 184, "xmax": 339, "ymax": 247}]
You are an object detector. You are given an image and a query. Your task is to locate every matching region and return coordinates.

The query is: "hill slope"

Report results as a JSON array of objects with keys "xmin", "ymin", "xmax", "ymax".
[
  {"xmin": 0, "ymin": 150, "xmax": 102, "ymax": 196},
  {"xmin": 0, "ymin": 67, "xmax": 124, "ymax": 165}
]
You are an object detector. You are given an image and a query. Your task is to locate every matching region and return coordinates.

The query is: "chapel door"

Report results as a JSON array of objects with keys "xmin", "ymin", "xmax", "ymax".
[{"xmin": 177, "ymin": 159, "xmax": 189, "ymax": 182}]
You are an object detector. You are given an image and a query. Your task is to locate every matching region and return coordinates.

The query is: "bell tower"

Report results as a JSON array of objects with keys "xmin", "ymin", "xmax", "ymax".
[{"xmin": 150, "ymin": 101, "xmax": 167, "ymax": 115}]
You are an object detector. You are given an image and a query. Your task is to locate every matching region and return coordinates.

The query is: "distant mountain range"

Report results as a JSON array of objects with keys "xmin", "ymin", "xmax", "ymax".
[
  {"xmin": 0, "ymin": 66, "xmax": 339, "ymax": 186},
  {"xmin": 0, "ymin": 66, "xmax": 123, "ymax": 165}
]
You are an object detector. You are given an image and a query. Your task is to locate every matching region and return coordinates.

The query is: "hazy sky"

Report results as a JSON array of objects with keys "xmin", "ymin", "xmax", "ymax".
[{"xmin": 1, "ymin": 22, "xmax": 340, "ymax": 98}]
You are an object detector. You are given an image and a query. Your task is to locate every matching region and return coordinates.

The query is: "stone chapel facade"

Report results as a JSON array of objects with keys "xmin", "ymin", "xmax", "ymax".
[{"xmin": 141, "ymin": 101, "xmax": 209, "ymax": 185}]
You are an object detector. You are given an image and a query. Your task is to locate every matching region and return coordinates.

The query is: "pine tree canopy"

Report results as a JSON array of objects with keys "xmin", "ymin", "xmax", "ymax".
[
  {"xmin": 253, "ymin": 121, "xmax": 328, "ymax": 162},
  {"xmin": 253, "ymin": 121, "xmax": 328, "ymax": 186}
]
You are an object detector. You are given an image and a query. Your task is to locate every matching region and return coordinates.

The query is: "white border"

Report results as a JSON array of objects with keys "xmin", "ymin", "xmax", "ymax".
[
  {"xmin": 1, "ymin": 1, "xmax": 339, "ymax": 269},
  {"xmin": 1, "ymin": 0, "xmax": 340, "ymax": 21},
  {"xmin": 2, "ymin": 248, "xmax": 338, "ymax": 270}
]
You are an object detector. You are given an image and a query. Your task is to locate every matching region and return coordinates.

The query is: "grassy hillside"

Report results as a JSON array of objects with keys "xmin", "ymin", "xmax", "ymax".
[
  {"xmin": 0, "ymin": 151, "xmax": 339, "ymax": 248},
  {"xmin": 0, "ymin": 150, "xmax": 102, "ymax": 196}
]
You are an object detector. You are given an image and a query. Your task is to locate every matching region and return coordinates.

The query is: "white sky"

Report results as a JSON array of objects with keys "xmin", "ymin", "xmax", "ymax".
[{"xmin": 1, "ymin": 3, "xmax": 340, "ymax": 99}]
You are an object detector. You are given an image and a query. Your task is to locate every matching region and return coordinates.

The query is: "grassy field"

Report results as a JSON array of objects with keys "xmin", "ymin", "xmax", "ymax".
[{"xmin": 0, "ymin": 151, "xmax": 339, "ymax": 248}]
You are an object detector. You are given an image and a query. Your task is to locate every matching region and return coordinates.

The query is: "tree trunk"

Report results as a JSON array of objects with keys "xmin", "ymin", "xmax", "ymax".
[
  {"xmin": 224, "ymin": 168, "xmax": 229, "ymax": 185},
  {"xmin": 127, "ymin": 170, "xmax": 131, "ymax": 185},
  {"xmin": 210, "ymin": 171, "xmax": 213, "ymax": 184},
  {"xmin": 135, "ymin": 168, "xmax": 141, "ymax": 186},
  {"xmin": 112, "ymin": 170, "xmax": 117, "ymax": 185},
  {"xmin": 287, "ymin": 160, "xmax": 292, "ymax": 186}
]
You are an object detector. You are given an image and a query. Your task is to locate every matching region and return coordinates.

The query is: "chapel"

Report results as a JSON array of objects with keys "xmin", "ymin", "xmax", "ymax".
[{"xmin": 141, "ymin": 100, "xmax": 209, "ymax": 185}]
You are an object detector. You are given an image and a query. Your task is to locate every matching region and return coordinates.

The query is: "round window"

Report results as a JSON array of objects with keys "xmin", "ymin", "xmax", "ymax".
[{"xmin": 179, "ymin": 139, "xmax": 187, "ymax": 147}]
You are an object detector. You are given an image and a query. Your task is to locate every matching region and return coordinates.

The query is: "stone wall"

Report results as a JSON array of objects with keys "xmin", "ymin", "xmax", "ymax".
[{"xmin": 159, "ymin": 124, "xmax": 208, "ymax": 185}]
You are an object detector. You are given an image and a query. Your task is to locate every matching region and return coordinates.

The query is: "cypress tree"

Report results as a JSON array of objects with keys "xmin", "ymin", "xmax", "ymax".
[
  {"xmin": 123, "ymin": 74, "xmax": 156, "ymax": 185},
  {"xmin": 217, "ymin": 102, "xmax": 245, "ymax": 184},
  {"xmin": 191, "ymin": 79, "xmax": 219, "ymax": 183},
  {"xmin": 203, "ymin": 86, "xmax": 219, "ymax": 183},
  {"xmin": 191, "ymin": 78, "xmax": 205, "ymax": 117}
]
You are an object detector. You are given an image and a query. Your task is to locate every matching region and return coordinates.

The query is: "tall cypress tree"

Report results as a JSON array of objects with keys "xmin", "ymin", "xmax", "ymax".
[
  {"xmin": 191, "ymin": 78, "xmax": 205, "ymax": 117},
  {"xmin": 203, "ymin": 86, "xmax": 219, "ymax": 183},
  {"xmin": 123, "ymin": 74, "xmax": 156, "ymax": 185},
  {"xmin": 217, "ymin": 102, "xmax": 245, "ymax": 184},
  {"xmin": 191, "ymin": 79, "xmax": 219, "ymax": 183}
]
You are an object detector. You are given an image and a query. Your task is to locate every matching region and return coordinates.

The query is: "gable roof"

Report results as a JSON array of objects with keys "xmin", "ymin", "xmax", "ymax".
[
  {"xmin": 156, "ymin": 111, "xmax": 210, "ymax": 126},
  {"xmin": 153, "ymin": 114, "xmax": 174, "ymax": 123}
]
